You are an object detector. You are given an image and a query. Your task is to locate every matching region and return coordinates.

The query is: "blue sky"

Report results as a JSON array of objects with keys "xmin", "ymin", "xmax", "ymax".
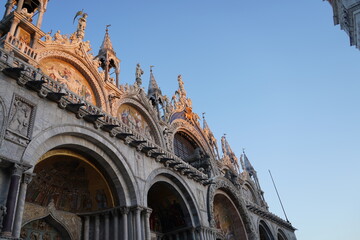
[{"xmin": 40, "ymin": 1, "xmax": 360, "ymax": 239}]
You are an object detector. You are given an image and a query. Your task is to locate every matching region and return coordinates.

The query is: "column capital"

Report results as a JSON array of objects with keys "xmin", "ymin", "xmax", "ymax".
[
  {"xmin": 12, "ymin": 164, "xmax": 26, "ymax": 177},
  {"xmin": 22, "ymin": 172, "xmax": 34, "ymax": 184},
  {"xmin": 131, "ymin": 205, "xmax": 143, "ymax": 212},
  {"xmin": 120, "ymin": 206, "xmax": 129, "ymax": 215},
  {"xmin": 143, "ymin": 207, "xmax": 152, "ymax": 216}
]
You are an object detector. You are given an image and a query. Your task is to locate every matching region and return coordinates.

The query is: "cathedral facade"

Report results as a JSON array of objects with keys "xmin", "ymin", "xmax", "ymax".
[
  {"xmin": 0, "ymin": 1, "xmax": 297, "ymax": 240},
  {"xmin": 326, "ymin": 0, "xmax": 360, "ymax": 50}
]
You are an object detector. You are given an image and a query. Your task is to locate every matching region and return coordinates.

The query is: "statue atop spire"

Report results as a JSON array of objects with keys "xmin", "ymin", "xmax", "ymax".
[
  {"xmin": 75, "ymin": 12, "xmax": 88, "ymax": 40},
  {"xmin": 135, "ymin": 63, "xmax": 144, "ymax": 87}
]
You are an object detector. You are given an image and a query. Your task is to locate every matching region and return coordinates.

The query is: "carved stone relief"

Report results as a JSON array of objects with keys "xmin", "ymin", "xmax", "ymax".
[
  {"xmin": 22, "ymin": 202, "xmax": 81, "ymax": 240},
  {"xmin": 5, "ymin": 94, "xmax": 36, "ymax": 146}
]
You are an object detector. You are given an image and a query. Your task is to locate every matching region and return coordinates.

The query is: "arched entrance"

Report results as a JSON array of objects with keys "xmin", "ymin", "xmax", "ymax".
[
  {"xmin": 147, "ymin": 182, "xmax": 192, "ymax": 239},
  {"xmin": 22, "ymin": 149, "xmax": 117, "ymax": 239},
  {"xmin": 213, "ymin": 191, "xmax": 247, "ymax": 240}
]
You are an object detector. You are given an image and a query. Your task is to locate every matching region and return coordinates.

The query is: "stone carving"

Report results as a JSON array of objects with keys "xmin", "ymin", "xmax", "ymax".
[
  {"xmin": 22, "ymin": 202, "xmax": 82, "ymax": 240},
  {"xmin": 76, "ymin": 13, "xmax": 88, "ymax": 40},
  {"xmin": 163, "ymin": 127, "xmax": 173, "ymax": 151},
  {"xmin": 5, "ymin": 95, "xmax": 36, "ymax": 146},
  {"xmin": 135, "ymin": 63, "xmax": 144, "ymax": 87},
  {"xmin": 20, "ymin": 7, "xmax": 34, "ymax": 21}
]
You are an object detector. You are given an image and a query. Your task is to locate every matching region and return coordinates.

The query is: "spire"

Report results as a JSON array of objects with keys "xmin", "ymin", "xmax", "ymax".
[
  {"xmin": 221, "ymin": 134, "xmax": 240, "ymax": 172},
  {"xmin": 147, "ymin": 66, "xmax": 163, "ymax": 119},
  {"xmin": 148, "ymin": 66, "xmax": 162, "ymax": 97},
  {"xmin": 203, "ymin": 113, "xmax": 220, "ymax": 159},
  {"xmin": 202, "ymin": 112, "xmax": 210, "ymax": 130},
  {"xmin": 242, "ymin": 150, "xmax": 255, "ymax": 175},
  {"xmin": 98, "ymin": 25, "xmax": 115, "ymax": 56},
  {"xmin": 95, "ymin": 25, "xmax": 120, "ymax": 87}
]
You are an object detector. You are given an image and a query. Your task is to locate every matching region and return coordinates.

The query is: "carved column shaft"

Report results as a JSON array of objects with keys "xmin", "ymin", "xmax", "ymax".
[
  {"xmin": 1, "ymin": 165, "xmax": 23, "ymax": 235},
  {"xmin": 13, "ymin": 173, "xmax": 33, "ymax": 237}
]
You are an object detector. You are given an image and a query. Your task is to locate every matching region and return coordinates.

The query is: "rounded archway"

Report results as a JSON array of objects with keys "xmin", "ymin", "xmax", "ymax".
[
  {"xmin": 147, "ymin": 181, "xmax": 193, "ymax": 239},
  {"xmin": 22, "ymin": 148, "xmax": 119, "ymax": 239},
  {"xmin": 259, "ymin": 220, "xmax": 274, "ymax": 240},
  {"xmin": 26, "ymin": 149, "xmax": 115, "ymax": 212},
  {"xmin": 213, "ymin": 191, "xmax": 247, "ymax": 240}
]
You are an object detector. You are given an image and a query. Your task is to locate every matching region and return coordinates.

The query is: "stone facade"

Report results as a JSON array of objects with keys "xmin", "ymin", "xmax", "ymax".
[
  {"xmin": 0, "ymin": 1, "xmax": 297, "ymax": 240},
  {"xmin": 326, "ymin": 0, "xmax": 360, "ymax": 49}
]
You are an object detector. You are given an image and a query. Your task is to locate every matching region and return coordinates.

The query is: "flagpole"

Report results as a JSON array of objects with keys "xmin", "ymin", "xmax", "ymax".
[{"xmin": 268, "ymin": 170, "xmax": 290, "ymax": 223}]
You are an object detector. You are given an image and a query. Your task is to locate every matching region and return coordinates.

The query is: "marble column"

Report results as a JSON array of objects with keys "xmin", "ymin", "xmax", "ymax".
[
  {"xmin": 112, "ymin": 210, "xmax": 118, "ymax": 240},
  {"xmin": 134, "ymin": 206, "xmax": 142, "ymax": 240},
  {"xmin": 120, "ymin": 207, "xmax": 129, "ymax": 240},
  {"xmin": 36, "ymin": 9, "xmax": 44, "ymax": 28},
  {"xmin": 1, "ymin": 164, "xmax": 23, "ymax": 236},
  {"xmin": 104, "ymin": 213, "xmax": 109, "ymax": 240},
  {"xmin": 95, "ymin": 215, "xmax": 100, "ymax": 240},
  {"xmin": 12, "ymin": 173, "xmax": 33, "ymax": 237},
  {"xmin": 4, "ymin": 0, "xmax": 14, "ymax": 17},
  {"xmin": 144, "ymin": 208, "xmax": 152, "ymax": 240},
  {"xmin": 83, "ymin": 216, "xmax": 90, "ymax": 240},
  {"xmin": 15, "ymin": 0, "xmax": 25, "ymax": 13},
  {"xmin": 9, "ymin": 18, "xmax": 20, "ymax": 35}
]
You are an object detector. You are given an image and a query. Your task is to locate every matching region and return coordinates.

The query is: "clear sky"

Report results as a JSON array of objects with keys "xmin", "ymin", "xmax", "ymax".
[{"xmin": 39, "ymin": 0, "xmax": 360, "ymax": 239}]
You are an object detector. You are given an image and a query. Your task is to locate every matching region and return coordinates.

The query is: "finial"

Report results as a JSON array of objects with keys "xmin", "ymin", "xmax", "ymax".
[
  {"xmin": 202, "ymin": 112, "xmax": 206, "ymax": 119},
  {"xmin": 242, "ymin": 148, "xmax": 246, "ymax": 153},
  {"xmin": 106, "ymin": 24, "xmax": 111, "ymax": 32},
  {"xmin": 150, "ymin": 65, "xmax": 155, "ymax": 72}
]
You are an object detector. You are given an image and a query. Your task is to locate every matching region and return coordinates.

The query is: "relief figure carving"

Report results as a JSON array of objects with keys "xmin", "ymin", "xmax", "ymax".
[{"xmin": 9, "ymin": 97, "xmax": 32, "ymax": 136}]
